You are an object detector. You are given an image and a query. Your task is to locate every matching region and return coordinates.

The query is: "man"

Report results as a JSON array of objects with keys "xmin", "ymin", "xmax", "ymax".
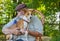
[{"xmin": 2, "ymin": 4, "xmax": 44, "ymax": 41}]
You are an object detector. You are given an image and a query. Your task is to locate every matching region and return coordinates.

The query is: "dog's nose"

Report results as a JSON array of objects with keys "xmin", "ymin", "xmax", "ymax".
[{"xmin": 30, "ymin": 17, "xmax": 32, "ymax": 19}]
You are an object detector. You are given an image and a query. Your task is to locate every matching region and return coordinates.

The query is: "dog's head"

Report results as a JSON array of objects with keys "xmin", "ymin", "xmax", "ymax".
[
  {"xmin": 23, "ymin": 10, "xmax": 32, "ymax": 22},
  {"xmin": 18, "ymin": 9, "xmax": 32, "ymax": 22}
]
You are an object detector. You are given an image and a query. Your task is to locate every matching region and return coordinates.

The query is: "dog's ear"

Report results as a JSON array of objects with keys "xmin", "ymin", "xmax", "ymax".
[{"xmin": 28, "ymin": 9, "xmax": 35, "ymax": 15}]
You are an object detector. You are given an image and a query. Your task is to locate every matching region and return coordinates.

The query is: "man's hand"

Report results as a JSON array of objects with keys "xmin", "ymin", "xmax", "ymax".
[
  {"xmin": 28, "ymin": 30, "xmax": 42, "ymax": 37},
  {"xmin": 16, "ymin": 12, "xmax": 21, "ymax": 17},
  {"xmin": 11, "ymin": 28, "xmax": 22, "ymax": 35},
  {"xmin": 28, "ymin": 30, "xmax": 42, "ymax": 41}
]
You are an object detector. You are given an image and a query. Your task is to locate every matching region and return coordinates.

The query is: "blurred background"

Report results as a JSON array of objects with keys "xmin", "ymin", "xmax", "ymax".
[{"xmin": 0, "ymin": 0, "xmax": 60, "ymax": 41}]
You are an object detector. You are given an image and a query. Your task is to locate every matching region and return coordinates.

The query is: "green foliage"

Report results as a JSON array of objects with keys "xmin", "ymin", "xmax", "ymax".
[
  {"xmin": 51, "ymin": 31, "xmax": 60, "ymax": 41},
  {"xmin": 0, "ymin": 0, "xmax": 60, "ymax": 41}
]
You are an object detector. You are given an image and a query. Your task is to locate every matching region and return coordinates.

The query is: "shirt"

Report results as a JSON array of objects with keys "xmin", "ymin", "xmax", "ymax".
[{"xmin": 2, "ymin": 15, "xmax": 43, "ymax": 41}]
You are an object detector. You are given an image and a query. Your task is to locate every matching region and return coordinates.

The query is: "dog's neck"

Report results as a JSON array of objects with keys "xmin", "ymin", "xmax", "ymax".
[{"xmin": 18, "ymin": 15, "xmax": 30, "ymax": 23}]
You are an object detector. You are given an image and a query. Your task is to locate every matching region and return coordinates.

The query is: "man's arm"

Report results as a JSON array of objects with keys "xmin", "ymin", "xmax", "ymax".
[
  {"xmin": 27, "ymin": 15, "xmax": 43, "ymax": 41},
  {"xmin": 27, "ymin": 15, "xmax": 43, "ymax": 37},
  {"xmin": 2, "ymin": 17, "xmax": 22, "ymax": 35},
  {"xmin": 28, "ymin": 30, "xmax": 42, "ymax": 37}
]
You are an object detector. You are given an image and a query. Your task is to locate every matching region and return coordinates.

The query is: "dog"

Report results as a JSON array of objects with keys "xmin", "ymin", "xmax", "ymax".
[{"xmin": 6, "ymin": 9, "xmax": 32, "ymax": 41}]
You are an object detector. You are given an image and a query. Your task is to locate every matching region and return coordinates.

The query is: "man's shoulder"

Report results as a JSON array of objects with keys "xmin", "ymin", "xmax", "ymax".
[{"xmin": 2, "ymin": 17, "xmax": 19, "ymax": 28}]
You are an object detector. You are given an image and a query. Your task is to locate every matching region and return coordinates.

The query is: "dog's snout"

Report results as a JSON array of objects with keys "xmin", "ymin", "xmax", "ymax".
[{"xmin": 30, "ymin": 17, "xmax": 32, "ymax": 19}]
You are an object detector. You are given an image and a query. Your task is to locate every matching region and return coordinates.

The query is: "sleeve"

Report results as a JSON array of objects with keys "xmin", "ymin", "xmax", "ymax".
[
  {"xmin": 2, "ymin": 17, "xmax": 19, "ymax": 34},
  {"xmin": 31, "ymin": 16, "xmax": 43, "ymax": 34}
]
